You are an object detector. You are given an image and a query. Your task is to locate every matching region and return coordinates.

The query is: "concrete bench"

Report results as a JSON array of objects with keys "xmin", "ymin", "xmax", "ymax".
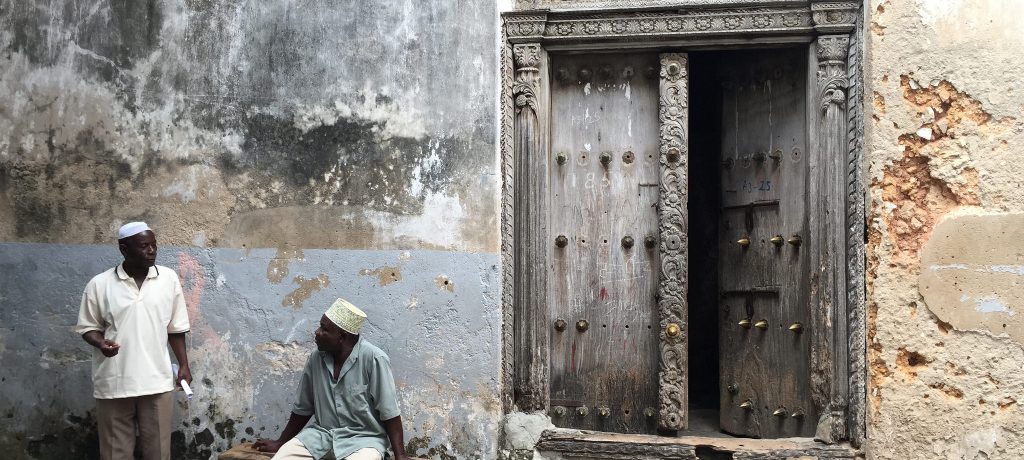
[{"xmin": 219, "ymin": 443, "xmax": 427, "ymax": 460}]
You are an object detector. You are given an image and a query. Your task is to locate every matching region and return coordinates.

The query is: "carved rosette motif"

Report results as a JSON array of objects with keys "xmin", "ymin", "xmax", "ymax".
[
  {"xmin": 657, "ymin": 53, "xmax": 689, "ymax": 431},
  {"xmin": 506, "ymin": 13, "xmax": 548, "ymax": 43},
  {"xmin": 811, "ymin": 2, "xmax": 859, "ymax": 34}
]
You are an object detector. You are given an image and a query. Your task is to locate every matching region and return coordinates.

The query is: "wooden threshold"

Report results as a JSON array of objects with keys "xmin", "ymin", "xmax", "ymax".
[{"xmin": 535, "ymin": 428, "xmax": 861, "ymax": 459}]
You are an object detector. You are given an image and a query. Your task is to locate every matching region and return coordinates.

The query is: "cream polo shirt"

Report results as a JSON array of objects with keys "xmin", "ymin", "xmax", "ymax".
[{"xmin": 75, "ymin": 264, "xmax": 191, "ymax": 399}]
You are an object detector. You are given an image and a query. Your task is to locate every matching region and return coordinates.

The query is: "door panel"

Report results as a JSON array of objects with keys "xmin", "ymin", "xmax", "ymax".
[
  {"xmin": 717, "ymin": 48, "xmax": 815, "ymax": 438},
  {"xmin": 548, "ymin": 53, "xmax": 661, "ymax": 434}
]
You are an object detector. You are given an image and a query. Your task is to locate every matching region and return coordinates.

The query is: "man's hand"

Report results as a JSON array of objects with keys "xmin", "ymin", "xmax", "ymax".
[
  {"xmin": 83, "ymin": 331, "xmax": 120, "ymax": 357},
  {"xmin": 99, "ymin": 339, "xmax": 120, "ymax": 357},
  {"xmin": 252, "ymin": 439, "xmax": 284, "ymax": 453},
  {"xmin": 176, "ymin": 364, "xmax": 192, "ymax": 386}
]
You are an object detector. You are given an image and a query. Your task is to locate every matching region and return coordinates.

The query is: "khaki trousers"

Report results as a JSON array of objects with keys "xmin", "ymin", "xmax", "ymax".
[
  {"xmin": 95, "ymin": 391, "xmax": 173, "ymax": 460},
  {"xmin": 272, "ymin": 438, "xmax": 383, "ymax": 460}
]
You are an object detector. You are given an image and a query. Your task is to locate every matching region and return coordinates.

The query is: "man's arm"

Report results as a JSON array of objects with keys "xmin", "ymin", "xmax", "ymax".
[
  {"xmin": 383, "ymin": 415, "xmax": 410, "ymax": 460},
  {"xmin": 253, "ymin": 412, "xmax": 313, "ymax": 453},
  {"xmin": 82, "ymin": 331, "xmax": 120, "ymax": 357},
  {"xmin": 168, "ymin": 333, "xmax": 191, "ymax": 385}
]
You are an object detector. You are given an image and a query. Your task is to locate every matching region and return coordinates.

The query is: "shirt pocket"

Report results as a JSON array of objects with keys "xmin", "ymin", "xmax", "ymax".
[{"xmin": 341, "ymin": 383, "xmax": 370, "ymax": 413}]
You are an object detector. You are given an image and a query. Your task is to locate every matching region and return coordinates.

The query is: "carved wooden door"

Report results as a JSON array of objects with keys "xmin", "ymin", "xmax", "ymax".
[
  {"xmin": 716, "ymin": 49, "xmax": 816, "ymax": 438},
  {"xmin": 547, "ymin": 52, "xmax": 688, "ymax": 435}
]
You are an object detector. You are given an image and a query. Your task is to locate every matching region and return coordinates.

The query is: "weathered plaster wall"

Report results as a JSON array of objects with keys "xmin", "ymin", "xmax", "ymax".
[
  {"xmin": 0, "ymin": 0, "xmax": 501, "ymax": 459},
  {"xmin": 0, "ymin": 245, "xmax": 501, "ymax": 459},
  {"xmin": 0, "ymin": 0, "xmax": 498, "ymax": 250},
  {"xmin": 866, "ymin": 0, "xmax": 1024, "ymax": 458}
]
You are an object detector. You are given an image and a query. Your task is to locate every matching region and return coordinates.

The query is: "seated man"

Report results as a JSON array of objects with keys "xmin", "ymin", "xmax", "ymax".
[{"xmin": 255, "ymin": 299, "xmax": 410, "ymax": 460}]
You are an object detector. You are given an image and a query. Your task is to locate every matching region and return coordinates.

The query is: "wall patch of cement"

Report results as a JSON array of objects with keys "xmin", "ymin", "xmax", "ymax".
[{"xmin": 919, "ymin": 212, "xmax": 1024, "ymax": 343}]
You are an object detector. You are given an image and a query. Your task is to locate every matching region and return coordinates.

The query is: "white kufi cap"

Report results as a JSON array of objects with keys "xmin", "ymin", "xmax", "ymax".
[
  {"xmin": 118, "ymin": 222, "xmax": 152, "ymax": 240},
  {"xmin": 325, "ymin": 298, "xmax": 367, "ymax": 334}
]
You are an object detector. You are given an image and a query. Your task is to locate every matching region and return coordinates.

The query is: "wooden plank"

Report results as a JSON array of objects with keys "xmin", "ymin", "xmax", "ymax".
[
  {"xmin": 218, "ymin": 444, "xmax": 273, "ymax": 460},
  {"xmin": 548, "ymin": 52, "xmax": 661, "ymax": 433}
]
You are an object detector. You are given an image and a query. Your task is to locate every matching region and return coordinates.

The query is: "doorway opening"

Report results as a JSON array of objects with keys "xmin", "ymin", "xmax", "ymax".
[
  {"xmin": 685, "ymin": 47, "xmax": 811, "ymax": 438},
  {"xmin": 685, "ymin": 50, "xmax": 724, "ymax": 437}
]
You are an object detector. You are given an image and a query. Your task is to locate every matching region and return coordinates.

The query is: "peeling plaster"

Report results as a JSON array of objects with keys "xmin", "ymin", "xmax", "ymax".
[
  {"xmin": 360, "ymin": 265, "xmax": 403, "ymax": 286},
  {"xmin": 282, "ymin": 274, "xmax": 330, "ymax": 309},
  {"xmin": 267, "ymin": 247, "xmax": 304, "ymax": 284},
  {"xmin": 868, "ymin": 0, "xmax": 1024, "ymax": 457}
]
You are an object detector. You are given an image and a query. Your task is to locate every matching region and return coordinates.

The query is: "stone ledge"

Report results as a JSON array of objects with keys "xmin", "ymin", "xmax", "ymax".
[{"xmin": 535, "ymin": 428, "xmax": 861, "ymax": 459}]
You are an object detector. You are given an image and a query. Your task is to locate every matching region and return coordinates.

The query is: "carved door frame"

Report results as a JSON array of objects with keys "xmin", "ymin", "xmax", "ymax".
[{"xmin": 500, "ymin": 0, "xmax": 866, "ymax": 445}]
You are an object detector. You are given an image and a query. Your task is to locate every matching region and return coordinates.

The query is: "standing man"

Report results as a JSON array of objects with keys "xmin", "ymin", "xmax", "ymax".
[
  {"xmin": 75, "ymin": 222, "xmax": 192, "ymax": 460},
  {"xmin": 254, "ymin": 298, "xmax": 410, "ymax": 460}
]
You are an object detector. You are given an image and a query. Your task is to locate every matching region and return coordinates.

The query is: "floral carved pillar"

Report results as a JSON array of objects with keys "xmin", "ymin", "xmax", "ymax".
[
  {"xmin": 512, "ymin": 42, "xmax": 550, "ymax": 412},
  {"xmin": 809, "ymin": 0, "xmax": 858, "ymax": 444}
]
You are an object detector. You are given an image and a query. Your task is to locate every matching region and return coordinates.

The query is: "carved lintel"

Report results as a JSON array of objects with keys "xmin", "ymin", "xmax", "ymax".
[
  {"xmin": 506, "ymin": 12, "xmax": 548, "ymax": 43},
  {"xmin": 657, "ymin": 52, "xmax": 689, "ymax": 432},
  {"xmin": 811, "ymin": 1, "xmax": 858, "ymax": 34},
  {"xmin": 520, "ymin": 0, "xmax": 812, "ymax": 11},
  {"xmin": 542, "ymin": 8, "xmax": 814, "ymax": 41}
]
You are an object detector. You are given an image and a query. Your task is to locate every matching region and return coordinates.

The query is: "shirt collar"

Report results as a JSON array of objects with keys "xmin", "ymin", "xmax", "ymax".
[
  {"xmin": 321, "ymin": 337, "xmax": 363, "ymax": 375},
  {"xmin": 115, "ymin": 264, "xmax": 160, "ymax": 280}
]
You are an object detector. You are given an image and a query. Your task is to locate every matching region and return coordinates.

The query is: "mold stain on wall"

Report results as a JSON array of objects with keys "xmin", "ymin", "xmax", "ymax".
[{"xmin": 0, "ymin": 0, "xmax": 499, "ymax": 252}]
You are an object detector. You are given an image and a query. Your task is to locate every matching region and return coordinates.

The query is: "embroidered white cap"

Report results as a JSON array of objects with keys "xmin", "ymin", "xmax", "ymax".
[{"xmin": 325, "ymin": 298, "xmax": 367, "ymax": 334}]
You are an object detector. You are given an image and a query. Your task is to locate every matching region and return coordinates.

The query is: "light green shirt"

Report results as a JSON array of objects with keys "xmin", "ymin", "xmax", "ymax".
[{"xmin": 293, "ymin": 339, "xmax": 401, "ymax": 460}]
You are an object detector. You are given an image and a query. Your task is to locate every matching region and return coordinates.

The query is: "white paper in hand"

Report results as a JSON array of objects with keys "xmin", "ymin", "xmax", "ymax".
[{"xmin": 172, "ymin": 363, "xmax": 193, "ymax": 399}]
